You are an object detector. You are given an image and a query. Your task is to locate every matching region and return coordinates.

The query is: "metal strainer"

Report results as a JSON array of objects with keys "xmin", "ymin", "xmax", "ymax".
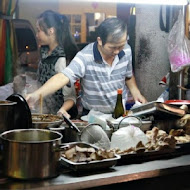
[{"xmin": 63, "ymin": 115, "xmax": 110, "ymax": 149}]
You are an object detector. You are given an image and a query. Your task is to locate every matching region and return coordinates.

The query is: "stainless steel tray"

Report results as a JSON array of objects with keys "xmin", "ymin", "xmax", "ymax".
[
  {"xmin": 176, "ymin": 142, "xmax": 190, "ymax": 149},
  {"xmin": 130, "ymin": 101, "xmax": 185, "ymax": 119},
  {"xmin": 117, "ymin": 147, "xmax": 180, "ymax": 165},
  {"xmin": 60, "ymin": 142, "xmax": 120, "ymax": 172}
]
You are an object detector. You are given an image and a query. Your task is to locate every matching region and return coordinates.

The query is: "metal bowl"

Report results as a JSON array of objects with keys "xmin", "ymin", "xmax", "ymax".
[{"xmin": 32, "ymin": 113, "xmax": 64, "ymax": 129}]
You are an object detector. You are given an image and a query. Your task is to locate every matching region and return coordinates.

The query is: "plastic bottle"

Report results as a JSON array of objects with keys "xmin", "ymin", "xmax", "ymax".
[
  {"xmin": 125, "ymin": 90, "xmax": 135, "ymax": 116},
  {"xmin": 113, "ymin": 89, "xmax": 125, "ymax": 119},
  {"xmin": 157, "ymin": 88, "xmax": 169, "ymax": 102}
]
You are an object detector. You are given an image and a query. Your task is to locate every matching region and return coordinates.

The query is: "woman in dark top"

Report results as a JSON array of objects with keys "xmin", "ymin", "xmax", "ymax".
[{"xmin": 36, "ymin": 10, "xmax": 78, "ymax": 118}]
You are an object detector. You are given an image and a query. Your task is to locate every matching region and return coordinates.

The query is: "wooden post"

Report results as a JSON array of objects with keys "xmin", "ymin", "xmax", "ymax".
[{"xmin": 185, "ymin": 4, "xmax": 190, "ymax": 38}]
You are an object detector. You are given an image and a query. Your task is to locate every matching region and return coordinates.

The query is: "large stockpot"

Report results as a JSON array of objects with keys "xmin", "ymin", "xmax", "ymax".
[{"xmin": 0, "ymin": 129, "xmax": 63, "ymax": 180}]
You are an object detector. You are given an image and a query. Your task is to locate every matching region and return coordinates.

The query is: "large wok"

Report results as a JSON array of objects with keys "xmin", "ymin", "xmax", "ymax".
[{"xmin": 32, "ymin": 113, "xmax": 64, "ymax": 129}]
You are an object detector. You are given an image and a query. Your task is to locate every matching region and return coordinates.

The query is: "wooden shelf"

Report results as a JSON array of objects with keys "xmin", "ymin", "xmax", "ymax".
[{"xmin": 66, "ymin": 14, "xmax": 86, "ymax": 43}]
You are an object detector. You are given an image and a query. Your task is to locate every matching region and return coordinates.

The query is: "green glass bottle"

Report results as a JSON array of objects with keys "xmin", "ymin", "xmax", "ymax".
[{"xmin": 113, "ymin": 89, "xmax": 125, "ymax": 119}]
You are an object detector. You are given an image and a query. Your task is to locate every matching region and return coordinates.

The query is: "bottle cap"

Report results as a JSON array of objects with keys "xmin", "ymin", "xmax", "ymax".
[{"xmin": 117, "ymin": 89, "xmax": 122, "ymax": 94}]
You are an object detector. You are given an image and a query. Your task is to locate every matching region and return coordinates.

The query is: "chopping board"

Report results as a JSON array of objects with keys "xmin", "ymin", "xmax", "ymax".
[{"xmin": 130, "ymin": 101, "xmax": 186, "ymax": 119}]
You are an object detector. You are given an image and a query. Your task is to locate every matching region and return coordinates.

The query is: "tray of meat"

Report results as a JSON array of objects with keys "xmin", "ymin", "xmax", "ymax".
[
  {"xmin": 115, "ymin": 145, "xmax": 178, "ymax": 165},
  {"xmin": 115, "ymin": 127, "xmax": 180, "ymax": 165},
  {"xmin": 60, "ymin": 142, "xmax": 120, "ymax": 172}
]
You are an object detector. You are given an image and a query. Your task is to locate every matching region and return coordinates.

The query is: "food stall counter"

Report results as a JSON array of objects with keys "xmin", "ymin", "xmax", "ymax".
[{"xmin": 1, "ymin": 153, "xmax": 190, "ymax": 190}]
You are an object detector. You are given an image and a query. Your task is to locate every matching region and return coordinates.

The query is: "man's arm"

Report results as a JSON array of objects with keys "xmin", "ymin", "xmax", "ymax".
[
  {"xmin": 26, "ymin": 73, "xmax": 69, "ymax": 106},
  {"xmin": 55, "ymin": 57, "xmax": 77, "ymax": 118},
  {"xmin": 57, "ymin": 82, "xmax": 77, "ymax": 118},
  {"xmin": 57, "ymin": 99, "xmax": 75, "ymax": 118},
  {"xmin": 125, "ymin": 75, "xmax": 147, "ymax": 103}
]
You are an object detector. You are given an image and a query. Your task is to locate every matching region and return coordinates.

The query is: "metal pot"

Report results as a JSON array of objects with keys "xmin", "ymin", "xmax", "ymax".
[
  {"xmin": 57, "ymin": 122, "xmax": 87, "ymax": 143},
  {"xmin": 0, "ymin": 129, "xmax": 63, "ymax": 179},
  {"xmin": 0, "ymin": 100, "xmax": 17, "ymax": 133}
]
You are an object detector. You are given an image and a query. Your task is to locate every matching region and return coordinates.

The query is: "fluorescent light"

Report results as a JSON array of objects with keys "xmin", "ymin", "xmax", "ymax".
[{"xmin": 70, "ymin": 0, "xmax": 188, "ymax": 5}]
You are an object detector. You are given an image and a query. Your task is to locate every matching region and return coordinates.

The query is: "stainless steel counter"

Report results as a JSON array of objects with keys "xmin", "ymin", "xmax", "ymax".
[{"xmin": 1, "ymin": 153, "xmax": 190, "ymax": 190}]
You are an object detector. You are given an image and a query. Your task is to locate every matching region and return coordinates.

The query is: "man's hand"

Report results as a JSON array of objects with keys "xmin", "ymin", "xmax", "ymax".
[
  {"xmin": 25, "ymin": 92, "xmax": 40, "ymax": 110},
  {"xmin": 126, "ymin": 75, "xmax": 147, "ymax": 104},
  {"xmin": 133, "ymin": 94, "xmax": 147, "ymax": 104},
  {"xmin": 57, "ymin": 109, "xmax": 71, "ymax": 119}
]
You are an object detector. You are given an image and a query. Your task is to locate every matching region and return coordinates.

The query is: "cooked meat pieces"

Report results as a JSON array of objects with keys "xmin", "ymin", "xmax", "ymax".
[
  {"xmin": 162, "ymin": 135, "xmax": 177, "ymax": 149},
  {"xmin": 75, "ymin": 145, "xmax": 96, "ymax": 153},
  {"xmin": 169, "ymin": 129, "xmax": 185, "ymax": 136},
  {"xmin": 152, "ymin": 127, "xmax": 159, "ymax": 143},
  {"xmin": 155, "ymin": 142, "xmax": 170, "ymax": 151},
  {"xmin": 62, "ymin": 145, "xmax": 115, "ymax": 162},
  {"xmin": 78, "ymin": 152, "xmax": 88, "ymax": 162},
  {"xmin": 114, "ymin": 147, "xmax": 135, "ymax": 154},
  {"xmin": 174, "ymin": 134, "xmax": 190, "ymax": 143},
  {"xmin": 135, "ymin": 141, "xmax": 146, "ymax": 153},
  {"xmin": 136, "ymin": 141, "xmax": 145, "ymax": 149},
  {"xmin": 169, "ymin": 129, "xmax": 190, "ymax": 143},
  {"xmin": 97, "ymin": 149, "xmax": 115, "ymax": 159},
  {"xmin": 157, "ymin": 130, "xmax": 168, "ymax": 138},
  {"xmin": 64, "ymin": 147, "xmax": 76, "ymax": 159},
  {"xmin": 146, "ymin": 127, "xmax": 167, "ymax": 141},
  {"xmin": 145, "ymin": 127, "xmax": 176, "ymax": 151},
  {"xmin": 90, "ymin": 152, "xmax": 97, "ymax": 160},
  {"xmin": 145, "ymin": 142, "xmax": 156, "ymax": 151},
  {"xmin": 32, "ymin": 114, "xmax": 61, "ymax": 122}
]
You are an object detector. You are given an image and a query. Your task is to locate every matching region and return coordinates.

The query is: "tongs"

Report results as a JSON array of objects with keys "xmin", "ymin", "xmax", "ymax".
[{"xmin": 62, "ymin": 114, "xmax": 80, "ymax": 133}]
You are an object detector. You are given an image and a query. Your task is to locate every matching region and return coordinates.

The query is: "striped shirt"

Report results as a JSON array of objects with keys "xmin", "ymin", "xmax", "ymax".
[{"xmin": 62, "ymin": 42, "xmax": 133, "ymax": 113}]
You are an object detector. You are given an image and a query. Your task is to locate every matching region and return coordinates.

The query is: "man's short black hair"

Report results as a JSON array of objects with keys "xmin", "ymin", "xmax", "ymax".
[{"xmin": 97, "ymin": 17, "xmax": 127, "ymax": 46}]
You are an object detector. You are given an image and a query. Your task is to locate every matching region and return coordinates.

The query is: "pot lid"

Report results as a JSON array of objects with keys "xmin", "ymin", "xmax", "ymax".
[{"xmin": 6, "ymin": 94, "xmax": 32, "ymax": 129}]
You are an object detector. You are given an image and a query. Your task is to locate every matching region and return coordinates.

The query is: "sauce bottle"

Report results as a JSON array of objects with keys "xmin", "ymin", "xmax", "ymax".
[{"xmin": 113, "ymin": 89, "xmax": 125, "ymax": 119}]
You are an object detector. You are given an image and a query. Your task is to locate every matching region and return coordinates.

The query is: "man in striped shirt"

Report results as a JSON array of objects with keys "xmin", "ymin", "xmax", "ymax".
[{"xmin": 26, "ymin": 18, "xmax": 147, "ymax": 115}]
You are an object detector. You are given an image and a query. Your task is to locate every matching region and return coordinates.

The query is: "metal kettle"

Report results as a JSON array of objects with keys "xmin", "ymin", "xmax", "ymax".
[
  {"xmin": 6, "ymin": 93, "xmax": 32, "ymax": 130},
  {"xmin": 0, "ymin": 100, "xmax": 17, "ymax": 133}
]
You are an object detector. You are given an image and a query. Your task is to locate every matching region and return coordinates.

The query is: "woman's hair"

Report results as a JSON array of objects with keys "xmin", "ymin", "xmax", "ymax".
[
  {"xmin": 97, "ymin": 17, "xmax": 127, "ymax": 46},
  {"xmin": 37, "ymin": 10, "xmax": 78, "ymax": 63}
]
